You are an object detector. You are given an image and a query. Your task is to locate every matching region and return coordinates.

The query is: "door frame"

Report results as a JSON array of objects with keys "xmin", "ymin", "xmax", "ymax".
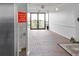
[{"xmin": 30, "ymin": 12, "xmax": 46, "ymax": 30}]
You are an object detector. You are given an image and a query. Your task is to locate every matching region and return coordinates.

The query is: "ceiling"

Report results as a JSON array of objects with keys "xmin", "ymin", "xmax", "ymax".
[
  {"xmin": 27, "ymin": 3, "xmax": 63, "ymax": 6},
  {"xmin": 27, "ymin": 3, "xmax": 64, "ymax": 12},
  {"xmin": 27, "ymin": 3, "xmax": 79, "ymax": 12}
]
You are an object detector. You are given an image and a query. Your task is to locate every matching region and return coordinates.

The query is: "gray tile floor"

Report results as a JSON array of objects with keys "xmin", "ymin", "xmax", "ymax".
[{"xmin": 28, "ymin": 30, "xmax": 71, "ymax": 56}]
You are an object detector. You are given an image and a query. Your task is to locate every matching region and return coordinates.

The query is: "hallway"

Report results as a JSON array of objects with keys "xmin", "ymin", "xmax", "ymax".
[{"xmin": 28, "ymin": 30, "xmax": 71, "ymax": 56}]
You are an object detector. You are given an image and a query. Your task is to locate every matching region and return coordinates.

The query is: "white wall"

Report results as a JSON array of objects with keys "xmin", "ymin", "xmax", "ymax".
[
  {"xmin": 14, "ymin": 3, "xmax": 27, "ymax": 55},
  {"xmin": 49, "ymin": 11, "xmax": 75, "ymax": 39},
  {"xmin": 49, "ymin": 4, "xmax": 79, "ymax": 41},
  {"xmin": 17, "ymin": 3, "xmax": 27, "ymax": 52},
  {"xmin": 73, "ymin": 4, "xmax": 79, "ymax": 42}
]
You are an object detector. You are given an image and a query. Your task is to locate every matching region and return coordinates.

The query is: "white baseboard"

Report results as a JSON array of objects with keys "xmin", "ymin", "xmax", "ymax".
[{"xmin": 50, "ymin": 30, "xmax": 70, "ymax": 39}]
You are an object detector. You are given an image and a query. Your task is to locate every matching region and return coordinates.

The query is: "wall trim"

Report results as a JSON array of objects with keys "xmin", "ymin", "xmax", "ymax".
[
  {"xmin": 53, "ymin": 23, "xmax": 75, "ymax": 28},
  {"xmin": 50, "ymin": 30, "xmax": 70, "ymax": 40}
]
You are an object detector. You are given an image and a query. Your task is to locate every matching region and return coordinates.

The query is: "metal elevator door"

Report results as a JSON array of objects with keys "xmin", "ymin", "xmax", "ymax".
[{"xmin": 0, "ymin": 4, "xmax": 14, "ymax": 56}]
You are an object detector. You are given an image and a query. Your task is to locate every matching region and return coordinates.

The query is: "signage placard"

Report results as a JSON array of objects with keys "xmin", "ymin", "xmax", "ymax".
[{"xmin": 18, "ymin": 12, "xmax": 27, "ymax": 23}]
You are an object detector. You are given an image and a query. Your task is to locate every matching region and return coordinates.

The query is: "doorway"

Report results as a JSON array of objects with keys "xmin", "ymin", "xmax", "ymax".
[{"xmin": 30, "ymin": 12, "xmax": 46, "ymax": 30}]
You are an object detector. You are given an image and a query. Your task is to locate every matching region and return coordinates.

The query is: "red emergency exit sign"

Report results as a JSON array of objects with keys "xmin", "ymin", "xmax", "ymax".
[{"xmin": 18, "ymin": 12, "xmax": 27, "ymax": 23}]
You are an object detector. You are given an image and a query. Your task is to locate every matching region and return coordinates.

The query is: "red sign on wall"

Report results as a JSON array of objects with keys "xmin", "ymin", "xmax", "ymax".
[{"xmin": 18, "ymin": 12, "xmax": 27, "ymax": 23}]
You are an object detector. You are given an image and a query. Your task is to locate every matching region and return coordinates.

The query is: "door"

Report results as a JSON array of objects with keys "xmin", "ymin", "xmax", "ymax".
[
  {"xmin": 38, "ymin": 13, "xmax": 45, "ymax": 29},
  {"xmin": 30, "ymin": 13, "xmax": 38, "ymax": 29},
  {"xmin": 0, "ymin": 4, "xmax": 14, "ymax": 56},
  {"xmin": 30, "ymin": 13, "xmax": 46, "ymax": 30}
]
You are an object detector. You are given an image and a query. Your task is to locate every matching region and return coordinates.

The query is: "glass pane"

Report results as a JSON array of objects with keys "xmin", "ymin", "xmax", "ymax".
[
  {"xmin": 39, "ymin": 14, "xmax": 44, "ymax": 28},
  {"xmin": 46, "ymin": 13, "xmax": 48, "ymax": 27},
  {"xmin": 31, "ymin": 14, "xmax": 37, "ymax": 29}
]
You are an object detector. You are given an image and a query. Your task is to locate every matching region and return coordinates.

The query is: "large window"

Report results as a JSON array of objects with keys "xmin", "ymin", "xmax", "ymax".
[{"xmin": 27, "ymin": 12, "xmax": 48, "ymax": 30}]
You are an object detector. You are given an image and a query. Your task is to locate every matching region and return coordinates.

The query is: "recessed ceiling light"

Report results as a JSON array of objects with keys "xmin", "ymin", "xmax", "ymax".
[{"xmin": 56, "ymin": 8, "xmax": 59, "ymax": 11}]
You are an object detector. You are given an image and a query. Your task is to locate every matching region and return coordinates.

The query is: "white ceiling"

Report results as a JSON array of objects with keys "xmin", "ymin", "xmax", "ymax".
[
  {"xmin": 27, "ymin": 3, "xmax": 62, "ymax": 6},
  {"xmin": 27, "ymin": 3, "xmax": 64, "ymax": 12},
  {"xmin": 27, "ymin": 3, "xmax": 79, "ymax": 12}
]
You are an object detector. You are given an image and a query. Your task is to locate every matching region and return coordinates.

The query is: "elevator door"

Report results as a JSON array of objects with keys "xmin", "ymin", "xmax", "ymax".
[{"xmin": 0, "ymin": 4, "xmax": 14, "ymax": 56}]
